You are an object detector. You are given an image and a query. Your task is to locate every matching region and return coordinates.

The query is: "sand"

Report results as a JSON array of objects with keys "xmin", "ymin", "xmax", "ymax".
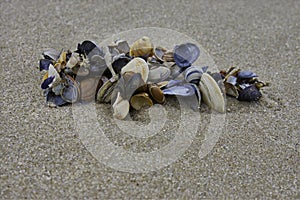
[{"xmin": 0, "ymin": 0, "xmax": 299, "ymax": 199}]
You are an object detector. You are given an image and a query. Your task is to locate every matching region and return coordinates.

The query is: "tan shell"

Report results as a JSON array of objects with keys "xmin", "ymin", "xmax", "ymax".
[
  {"xmin": 80, "ymin": 77, "xmax": 103, "ymax": 102},
  {"xmin": 112, "ymin": 92, "xmax": 130, "ymax": 120},
  {"xmin": 121, "ymin": 57, "xmax": 149, "ymax": 82},
  {"xmin": 162, "ymin": 50, "xmax": 174, "ymax": 62},
  {"xmin": 129, "ymin": 36, "xmax": 154, "ymax": 58},
  {"xmin": 200, "ymin": 73, "xmax": 225, "ymax": 113},
  {"xmin": 148, "ymin": 85, "xmax": 165, "ymax": 104},
  {"xmin": 224, "ymin": 82, "xmax": 238, "ymax": 98},
  {"xmin": 130, "ymin": 92, "xmax": 153, "ymax": 110},
  {"xmin": 96, "ymin": 79, "xmax": 117, "ymax": 103}
]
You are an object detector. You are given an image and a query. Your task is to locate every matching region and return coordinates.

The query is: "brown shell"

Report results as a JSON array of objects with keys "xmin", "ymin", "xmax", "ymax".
[
  {"xmin": 130, "ymin": 92, "xmax": 153, "ymax": 110},
  {"xmin": 79, "ymin": 77, "xmax": 103, "ymax": 102},
  {"xmin": 129, "ymin": 36, "xmax": 154, "ymax": 58},
  {"xmin": 148, "ymin": 85, "xmax": 165, "ymax": 104}
]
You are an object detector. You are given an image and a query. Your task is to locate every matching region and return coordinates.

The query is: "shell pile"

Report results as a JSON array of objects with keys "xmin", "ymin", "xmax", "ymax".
[{"xmin": 38, "ymin": 37, "xmax": 269, "ymax": 119}]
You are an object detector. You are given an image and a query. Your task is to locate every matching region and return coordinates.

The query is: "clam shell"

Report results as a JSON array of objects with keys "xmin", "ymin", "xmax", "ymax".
[
  {"xmin": 154, "ymin": 46, "xmax": 167, "ymax": 62},
  {"xmin": 162, "ymin": 84, "xmax": 195, "ymax": 96},
  {"xmin": 129, "ymin": 36, "xmax": 154, "ymax": 58},
  {"xmin": 113, "ymin": 92, "xmax": 130, "ymax": 120},
  {"xmin": 130, "ymin": 92, "xmax": 153, "ymax": 110},
  {"xmin": 148, "ymin": 85, "xmax": 165, "ymax": 104},
  {"xmin": 148, "ymin": 66, "xmax": 171, "ymax": 83},
  {"xmin": 237, "ymin": 85, "xmax": 262, "ymax": 101},
  {"xmin": 199, "ymin": 73, "xmax": 225, "ymax": 113},
  {"xmin": 184, "ymin": 66, "xmax": 204, "ymax": 84},
  {"xmin": 121, "ymin": 57, "xmax": 149, "ymax": 82},
  {"xmin": 61, "ymin": 75, "xmax": 80, "ymax": 103},
  {"xmin": 173, "ymin": 43, "xmax": 200, "ymax": 68},
  {"xmin": 96, "ymin": 79, "xmax": 117, "ymax": 103},
  {"xmin": 237, "ymin": 70, "xmax": 258, "ymax": 79},
  {"xmin": 80, "ymin": 77, "xmax": 103, "ymax": 102}
]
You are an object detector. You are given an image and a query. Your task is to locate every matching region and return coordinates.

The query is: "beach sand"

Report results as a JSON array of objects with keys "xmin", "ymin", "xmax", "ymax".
[{"xmin": 0, "ymin": 0, "xmax": 299, "ymax": 198}]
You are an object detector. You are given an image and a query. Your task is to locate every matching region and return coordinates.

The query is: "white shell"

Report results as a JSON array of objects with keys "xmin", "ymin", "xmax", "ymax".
[
  {"xmin": 121, "ymin": 57, "xmax": 149, "ymax": 82},
  {"xmin": 112, "ymin": 92, "xmax": 130, "ymax": 119},
  {"xmin": 148, "ymin": 66, "xmax": 171, "ymax": 83},
  {"xmin": 200, "ymin": 73, "xmax": 225, "ymax": 113}
]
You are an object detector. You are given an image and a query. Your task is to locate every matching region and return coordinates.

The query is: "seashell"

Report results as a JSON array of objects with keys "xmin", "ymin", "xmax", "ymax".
[
  {"xmin": 66, "ymin": 53, "xmax": 80, "ymax": 69},
  {"xmin": 129, "ymin": 36, "xmax": 154, "ymax": 58},
  {"xmin": 46, "ymin": 90, "xmax": 67, "ymax": 106},
  {"xmin": 184, "ymin": 66, "xmax": 204, "ymax": 84},
  {"xmin": 224, "ymin": 82, "xmax": 238, "ymax": 98},
  {"xmin": 130, "ymin": 92, "xmax": 153, "ymax": 110},
  {"xmin": 76, "ymin": 40, "xmax": 103, "ymax": 57},
  {"xmin": 156, "ymin": 81, "xmax": 169, "ymax": 89},
  {"xmin": 148, "ymin": 66, "xmax": 171, "ymax": 83},
  {"xmin": 237, "ymin": 70, "xmax": 258, "ymax": 79},
  {"xmin": 170, "ymin": 64, "xmax": 185, "ymax": 79},
  {"xmin": 61, "ymin": 75, "xmax": 80, "ymax": 103},
  {"xmin": 148, "ymin": 84, "xmax": 165, "ymax": 104},
  {"xmin": 39, "ymin": 59, "xmax": 53, "ymax": 71},
  {"xmin": 237, "ymin": 84, "xmax": 262, "ymax": 101},
  {"xmin": 162, "ymin": 50, "xmax": 174, "ymax": 62},
  {"xmin": 48, "ymin": 64, "xmax": 61, "ymax": 87},
  {"xmin": 199, "ymin": 73, "xmax": 225, "ymax": 113},
  {"xmin": 224, "ymin": 67, "xmax": 240, "ymax": 80},
  {"xmin": 89, "ymin": 54, "xmax": 107, "ymax": 76},
  {"xmin": 115, "ymin": 39, "xmax": 130, "ymax": 54},
  {"xmin": 117, "ymin": 72, "xmax": 145, "ymax": 100},
  {"xmin": 255, "ymin": 81, "xmax": 270, "ymax": 89},
  {"xmin": 121, "ymin": 57, "xmax": 149, "ymax": 82},
  {"xmin": 43, "ymin": 49, "xmax": 61, "ymax": 61},
  {"xmin": 154, "ymin": 46, "xmax": 167, "ymax": 62},
  {"xmin": 173, "ymin": 43, "xmax": 200, "ymax": 68},
  {"xmin": 79, "ymin": 77, "xmax": 103, "ymax": 102},
  {"xmin": 52, "ymin": 83, "xmax": 65, "ymax": 96},
  {"xmin": 57, "ymin": 51, "xmax": 67, "ymax": 66},
  {"xmin": 112, "ymin": 54, "xmax": 131, "ymax": 74},
  {"xmin": 162, "ymin": 84, "xmax": 195, "ymax": 96},
  {"xmin": 189, "ymin": 83, "xmax": 201, "ymax": 108},
  {"xmin": 96, "ymin": 79, "xmax": 117, "ymax": 103},
  {"xmin": 113, "ymin": 92, "xmax": 130, "ymax": 119},
  {"xmin": 41, "ymin": 76, "xmax": 55, "ymax": 89}
]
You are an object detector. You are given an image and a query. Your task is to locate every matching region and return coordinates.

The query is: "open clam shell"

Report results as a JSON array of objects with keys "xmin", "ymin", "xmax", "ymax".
[
  {"xmin": 130, "ymin": 92, "xmax": 153, "ymax": 110},
  {"xmin": 173, "ymin": 43, "xmax": 200, "ymax": 68},
  {"xmin": 148, "ymin": 84, "xmax": 165, "ymax": 104},
  {"xmin": 129, "ymin": 36, "xmax": 154, "ymax": 58},
  {"xmin": 121, "ymin": 57, "xmax": 149, "ymax": 82},
  {"xmin": 199, "ymin": 73, "xmax": 225, "ymax": 113}
]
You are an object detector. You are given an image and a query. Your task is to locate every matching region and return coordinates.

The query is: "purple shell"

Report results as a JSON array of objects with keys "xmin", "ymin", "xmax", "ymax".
[
  {"xmin": 41, "ymin": 76, "xmax": 55, "ymax": 89},
  {"xmin": 238, "ymin": 70, "xmax": 258, "ymax": 79},
  {"xmin": 237, "ymin": 85, "xmax": 262, "ymax": 101},
  {"xmin": 39, "ymin": 59, "xmax": 52, "ymax": 71},
  {"xmin": 162, "ymin": 84, "xmax": 195, "ymax": 96},
  {"xmin": 173, "ymin": 43, "xmax": 200, "ymax": 68}
]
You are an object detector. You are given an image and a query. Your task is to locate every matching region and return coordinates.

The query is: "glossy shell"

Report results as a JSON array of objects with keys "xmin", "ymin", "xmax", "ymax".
[
  {"xmin": 129, "ymin": 36, "xmax": 154, "ymax": 58},
  {"xmin": 148, "ymin": 85, "xmax": 165, "ymax": 104},
  {"xmin": 173, "ymin": 43, "xmax": 200, "ymax": 68},
  {"xmin": 130, "ymin": 92, "xmax": 153, "ymax": 110},
  {"xmin": 199, "ymin": 73, "xmax": 225, "ymax": 113},
  {"xmin": 96, "ymin": 79, "xmax": 117, "ymax": 103},
  {"xmin": 184, "ymin": 66, "xmax": 204, "ymax": 84}
]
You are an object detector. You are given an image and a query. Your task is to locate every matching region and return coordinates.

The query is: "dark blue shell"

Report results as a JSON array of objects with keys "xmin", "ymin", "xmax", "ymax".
[
  {"xmin": 173, "ymin": 43, "xmax": 200, "ymax": 68},
  {"xmin": 46, "ymin": 91, "xmax": 67, "ymax": 106},
  {"xmin": 237, "ymin": 85, "xmax": 262, "ymax": 101},
  {"xmin": 39, "ymin": 59, "xmax": 52, "ymax": 71},
  {"xmin": 41, "ymin": 76, "xmax": 55, "ymax": 89},
  {"xmin": 238, "ymin": 70, "xmax": 258, "ymax": 79}
]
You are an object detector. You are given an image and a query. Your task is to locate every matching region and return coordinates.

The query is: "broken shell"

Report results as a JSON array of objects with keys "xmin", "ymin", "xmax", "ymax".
[
  {"xmin": 173, "ymin": 43, "xmax": 200, "ymax": 68},
  {"xmin": 148, "ymin": 65, "xmax": 171, "ymax": 83},
  {"xmin": 61, "ymin": 75, "xmax": 80, "ymax": 103},
  {"xmin": 39, "ymin": 59, "xmax": 53, "ymax": 71},
  {"xmin": 130, "ymin": 92, "xmax": 153, "ymax": 110},
  {"xmin": 129, "ymin": 36, "xmax": 154, "ymax": 58},
  {"xmin": 66, "ymin": 53, "xmax": 80, "ymax": 69},
  {"xmin": 113, "ymin": 92, "xmax": 130, "ymax": 119},
  {"xmin": 48, "ymin": 64, "xmax": 61, "ymax": 87},
  {"xmin": 148, "ymin": 84, "xmax": 165, "ymax": 104},
  {"xmin": 80, "ymin": 77, "xmax": 103, "ymax": 102},
  {"xmin": 43, "ymin": 49, "xmax": 61, "ymax": 61},
  {"xmin": 237, "ymin": 84, "xmax": 262, "ymax": 101},
  {"xmin": 121, "ymin": 57, "xmax": 149, "ymax": 82},
  {"xmin": 96, "ymin": 79, "xmax": 117, "ymax": 103},
  {"xmin": 199, "ymin": 73, "xmax": 225, "ymax": 113},
  {"xmin": 115, "ymin": 39, "xmax": 130, "ymax": 54}
]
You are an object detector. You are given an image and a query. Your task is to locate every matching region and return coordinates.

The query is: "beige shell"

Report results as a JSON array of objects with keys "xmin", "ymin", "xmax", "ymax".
[
  {"xmin": 130, "ymin": 92, "xmax": 153, "ymax": 110},
  {"xmin": 199, "ymin": 73, "xmax": 225, "ymax": 113},
  {"xmin": 129, "ymin": 36, "xmax": 154, "ymax": 58},
  {"xmin": 121, "ymin": 57, "xmax": 149, "ymax": 82},
  {"xmin": 148, "ymin": 66, "xmax": 171, "ymax": 83},
  {"xmin": 112, "ymin": 92, "xmax": 130, "ymax": 120}
]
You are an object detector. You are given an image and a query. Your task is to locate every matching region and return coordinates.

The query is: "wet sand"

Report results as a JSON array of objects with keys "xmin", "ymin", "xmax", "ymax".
[{"xmin": 0, "ymin": 0, "xmax": 299, "ymax": 199}]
